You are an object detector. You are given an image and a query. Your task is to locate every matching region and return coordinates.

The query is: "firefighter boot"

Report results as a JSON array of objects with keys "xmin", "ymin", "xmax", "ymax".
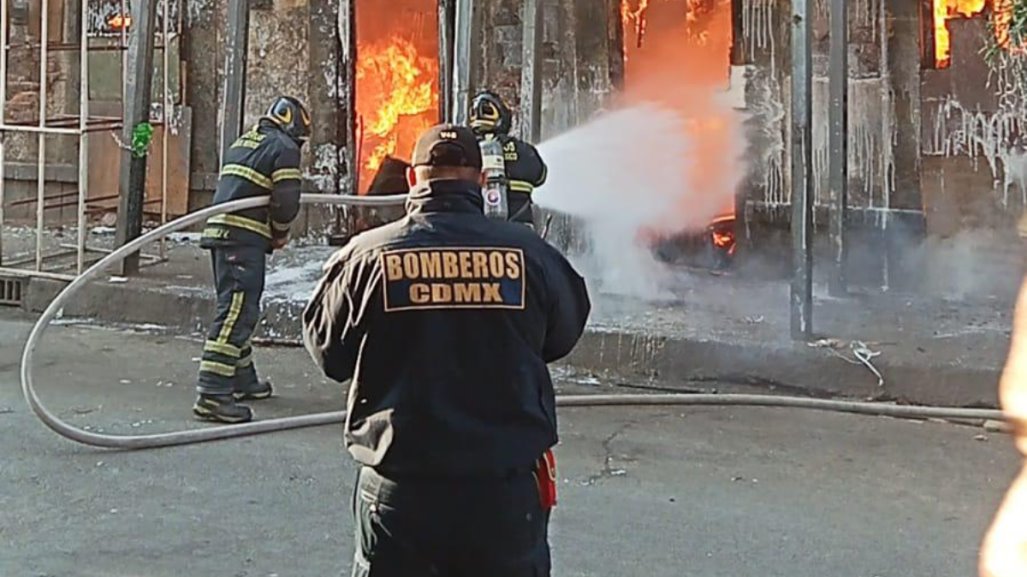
[
  {"xmin": 192, "ymin": 394, "xmax": 254, "ymax": 424},
  {"xmin": 234, "ymin": 379, "xmax": 274, "ymax": 402}
]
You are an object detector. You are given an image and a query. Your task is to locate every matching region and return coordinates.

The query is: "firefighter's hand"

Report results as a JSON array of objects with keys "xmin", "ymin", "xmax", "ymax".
[{"xmin": 271, "ymin": 235, "xmax": 289, "ymax": 250}]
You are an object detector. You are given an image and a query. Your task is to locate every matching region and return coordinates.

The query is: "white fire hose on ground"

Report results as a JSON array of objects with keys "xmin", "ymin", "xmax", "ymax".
[{"xmin": 20, "ymin": 194, "xmax": 1009, "ymax": 451}]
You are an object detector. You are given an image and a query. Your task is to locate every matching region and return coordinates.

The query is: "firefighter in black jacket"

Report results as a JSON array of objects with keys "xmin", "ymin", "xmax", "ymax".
[
  {"xmin": 302, "ymin": 124, "xmax": 591, "ymax": 576},
  {"xmin": 192, "ymin": 96, "xmax": 311, "ymax": 424},
  {"xmin": 469, "ymin": 90, "xmax": 548, "ymax": 228}
]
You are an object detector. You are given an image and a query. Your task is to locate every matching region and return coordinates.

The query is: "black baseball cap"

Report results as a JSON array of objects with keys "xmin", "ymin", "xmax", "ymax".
[{"xmin": 410, "ymin": 124, "xmax": 483, "ymax": 170}]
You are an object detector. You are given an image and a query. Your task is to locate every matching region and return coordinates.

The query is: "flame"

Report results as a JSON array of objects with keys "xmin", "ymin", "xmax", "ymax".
[
  {"xmin": 355, "ymin": 37, "xmax": 439, "ymax": 191},
  {"xmin": 710, "ymin": 214, "xmax": 736, "ymax": 255},
  {"xmin": 711, "ymin": 229, "xmax": 734, "ymax": 250},
  {"xmin": 932, "ymin": 0, "xmax": 987, "ymax": 68},
  {"xmin": 621, "ymin": 0, "xmax": 649, "ymax": 51},
  {"xmin": 992, "ymin": 0, "xmax": 1027, "ymax": 56},
  {"xmin": 623, "ymin": 0, "xmax": 714, "ymax": 50},
  {"xmin": 994, "ymin": 0, "xmax": 1014, "ymax": 50},
  {"xmin": 108, "ymin": 14, "xmax": 131, "ymax": 30},
  {"xmin": 621, "ymin": 0, "xmax": 649, "ymax": 28}
]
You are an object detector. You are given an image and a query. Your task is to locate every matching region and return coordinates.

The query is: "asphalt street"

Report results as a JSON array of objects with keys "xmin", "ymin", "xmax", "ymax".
[{"xmin": 0, "ymin": 313, "xmax": 1021, "ymax": 577}]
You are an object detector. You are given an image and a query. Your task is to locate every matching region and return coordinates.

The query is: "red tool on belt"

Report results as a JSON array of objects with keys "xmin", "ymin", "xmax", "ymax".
[{"xmin": 533, "ymin": 448, "xmax": 558, "ymax": 510}]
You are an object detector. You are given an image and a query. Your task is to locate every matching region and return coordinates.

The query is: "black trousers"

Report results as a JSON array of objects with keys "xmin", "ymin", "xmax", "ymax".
[
  {"xmin": 350, "ymin": 466, "xmax": 551, "ymax": 577},
  {"xmin": 195, "ymin": 245, "xmax": 266, "ymax": 396}
]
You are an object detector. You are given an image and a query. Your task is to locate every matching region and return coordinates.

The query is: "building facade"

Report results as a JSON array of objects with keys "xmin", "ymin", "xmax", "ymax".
[{"xmin": 2, "ymin": 0, "xmax": 1024, "ymax": 242}]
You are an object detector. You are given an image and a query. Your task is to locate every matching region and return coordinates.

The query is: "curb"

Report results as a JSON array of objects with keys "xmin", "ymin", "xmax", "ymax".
[
  {"xmin": 20, "ymin": 276, "xmax": 1003, "ymax": 409},
  {"xmin": 564, "ymin": 330, "xmax": 1001, "ymax": 408},
  {"xmin": 23, "ymin": 277, "xmax": 214, "ymax": 335}
]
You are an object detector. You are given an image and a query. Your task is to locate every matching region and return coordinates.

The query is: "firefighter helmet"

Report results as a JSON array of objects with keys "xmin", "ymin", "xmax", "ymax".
[
  {"xmin": 469, "ymin": 90, "xmax": 512, "ymax": 136},
  {"xmin": 265, "ymin": 96, "xmax": 312, "ymax": 144}
]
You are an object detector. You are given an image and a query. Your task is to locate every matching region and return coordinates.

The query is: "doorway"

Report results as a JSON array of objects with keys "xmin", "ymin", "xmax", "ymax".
[
  {"xmin": 619, "ymin": 0, "xmax": 740, "ymax": 264},
  {"xmin": 354, "ymin": 0, "xmax": 440, "ymax": 194}
]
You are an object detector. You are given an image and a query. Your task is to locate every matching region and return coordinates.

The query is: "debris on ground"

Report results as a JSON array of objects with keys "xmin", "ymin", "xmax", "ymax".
[{"xmin": 809, "ymin": 339, "xmax": 885, "ymax": 387}]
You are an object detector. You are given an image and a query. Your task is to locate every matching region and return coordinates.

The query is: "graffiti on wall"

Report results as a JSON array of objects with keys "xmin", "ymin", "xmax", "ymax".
[
  {"xmin": 739, "ymin": 0, "xmax": 897, "ymax": 215},
  {"xmin": 740, "ymin": 0, "xmax": 775, "ymax": 65},
  {"xmin": 922, "ymin": 15, "xmax": 1027, "ymax": 217},
  {"xmin": 925, "ymin": 86, "xmax": 1027, "ymax": 211}
]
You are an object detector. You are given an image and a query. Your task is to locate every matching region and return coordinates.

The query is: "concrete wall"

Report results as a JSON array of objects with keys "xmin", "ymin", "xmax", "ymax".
[
  {"xmin": 920, "ymin": 17, "xmax": 1026, "ymax": 235},
  {"xmin": 734, "ymin": 0, "xmax": 1025, "ymax": 238},
  {"xmin": 184, "ymin": 0, "xmax": 345, "ymax": 195},
  {"xmin": 733, "ymin": 0, "xmax": 908, "ymax": 223},
  {"xmin": 473, "ymin": 0, "xmax": 618, "ymax": 139}
]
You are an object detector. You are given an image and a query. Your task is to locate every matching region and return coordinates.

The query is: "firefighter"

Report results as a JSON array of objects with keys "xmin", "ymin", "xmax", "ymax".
[
  {"xmin": 301, "ymin": 124, "xmax": 591, "ymax": 576},
  {"xmin": 192, "ymin": 96, "xmax": 311, "ymax": 424},
  {"xmin": 469, "ymin": 89, "xmax": 548, "ymax": 229}
]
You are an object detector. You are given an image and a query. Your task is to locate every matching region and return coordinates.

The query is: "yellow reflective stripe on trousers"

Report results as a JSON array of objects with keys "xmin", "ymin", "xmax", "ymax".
[
  {"xmin": 200, "ymin": 360, "xmax": 236, "ymax": 377},
  {"xmin": 509, "ymin": 180, "xmax": 534, "ymax": 193},
  {"xmin": 238, "ymin": 335, "xmax": 253, "ymax": 367},
  {"xmin": 221, "ymin": 164, "xmax": 273, "ymax": 189},
  {"xmin": 217, "ymin": 292, "xmax": 245, "ymax": 344},
  {"xmin": 204, "ymin": 340, "xmax": 241, "ymax": 358},
  {"xmin": 272, "ymin": 168, "xmax": 302, "ymax": 183},
  {"xmin": 207, "ymin": 214, "xmax": 272, "ymax": 238}
]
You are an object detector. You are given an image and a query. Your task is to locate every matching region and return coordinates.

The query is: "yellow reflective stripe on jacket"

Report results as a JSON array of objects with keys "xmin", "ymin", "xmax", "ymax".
[
  {"xmin": 221, "ymin": 163, "xmax": 273, "ymax": 189},
  {"xmin": 206, "ymin": 214, "xmax": 272, "ymax": 239},
  {"xmin": 272, "ymin": 168, "xmax": 302, "ymax": 183},
  {"xmin": 509, "ymin": 180, "xmax": 535, "ymax": 194}
]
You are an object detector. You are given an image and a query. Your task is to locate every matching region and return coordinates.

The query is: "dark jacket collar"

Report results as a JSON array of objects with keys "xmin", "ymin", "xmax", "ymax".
[
  {"xmin": 257, "ymin": 117, "xmax": 280, "ymax": 133},
  {"xmin": 256, "ymin": 118, "xmax": 297, "ymax": 144},
  {"xmin": 406, "ymin": 179, "xmax": 484, "ymax": 215}
]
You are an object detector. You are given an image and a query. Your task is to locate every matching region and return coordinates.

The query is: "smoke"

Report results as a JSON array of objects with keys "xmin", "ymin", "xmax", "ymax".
[
  {"xmin": 534, "ymin": 105, "xmax": 694, "ymax": 299},
  {"xmin": 897, "ymin": 228, "xmax": 1023, "ymax": 302},
  {"xmin": 532, "ymin": 1, "xmax": 747, "ymax": 300},
  {"xmin": 534, "ymin": 102, "xmax": 748, "ymax": 299}
]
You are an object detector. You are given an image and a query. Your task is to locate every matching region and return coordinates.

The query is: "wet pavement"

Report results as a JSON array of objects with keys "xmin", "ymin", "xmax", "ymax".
[{"xmin": 0, "ymin": 313, "xmax": 1020, "ymax": 576}]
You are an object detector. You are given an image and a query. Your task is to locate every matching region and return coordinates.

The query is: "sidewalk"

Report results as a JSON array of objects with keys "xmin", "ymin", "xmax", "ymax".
[{"xmin": 8, "ymin": 226, "xmax": 1018, "ymax": 408}]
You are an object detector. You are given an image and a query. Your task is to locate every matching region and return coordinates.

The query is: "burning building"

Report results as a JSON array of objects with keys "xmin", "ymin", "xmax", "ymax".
[
  {"xmin": 5, "ymin": 0, "xmax": 1027, "ymax": 284},
  {"xmin": 344, "ymin": 0, "xmax": 745, "ymax": 266}
]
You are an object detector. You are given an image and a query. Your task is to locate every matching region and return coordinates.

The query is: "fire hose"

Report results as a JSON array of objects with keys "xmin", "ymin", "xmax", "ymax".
[{"xmin": 20, "ymin": 194, "xmax": 1012, "ymax": 451}]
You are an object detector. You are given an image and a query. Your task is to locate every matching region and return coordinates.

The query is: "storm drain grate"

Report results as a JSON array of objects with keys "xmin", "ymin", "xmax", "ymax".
[{"xmin": 0, "ymin": 276, "xmax": 24, "ymax": 307}]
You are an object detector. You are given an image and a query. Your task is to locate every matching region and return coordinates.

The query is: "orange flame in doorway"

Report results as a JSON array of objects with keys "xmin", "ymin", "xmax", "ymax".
[
  {"xmin": 355, "ymin": 37, "xmax": 439, "ymax": 191},
  {"xmin": 620, "ymin": 0, "xmax": 740, "ymax": 235}
]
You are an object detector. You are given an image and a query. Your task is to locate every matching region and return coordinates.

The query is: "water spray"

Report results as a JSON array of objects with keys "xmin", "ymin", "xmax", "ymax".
[
  {"xmin": 532, "ymin": 102, "xmax": 745, "ymax": 300},
  {"xmin": 19, "ymin": 193, "xmax": 1011, "ymax": 452}
]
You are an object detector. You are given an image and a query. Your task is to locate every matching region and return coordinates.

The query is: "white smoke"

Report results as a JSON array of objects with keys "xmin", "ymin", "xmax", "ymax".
[{"xmin": 534, "ymin": 102, "xmax": 746, "ymax": 300}]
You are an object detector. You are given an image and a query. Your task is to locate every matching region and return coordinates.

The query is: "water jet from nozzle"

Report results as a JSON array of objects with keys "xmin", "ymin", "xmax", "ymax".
[{"xmin": 534, "ymin": 102, "xmax": 745, "ymax": 300}]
